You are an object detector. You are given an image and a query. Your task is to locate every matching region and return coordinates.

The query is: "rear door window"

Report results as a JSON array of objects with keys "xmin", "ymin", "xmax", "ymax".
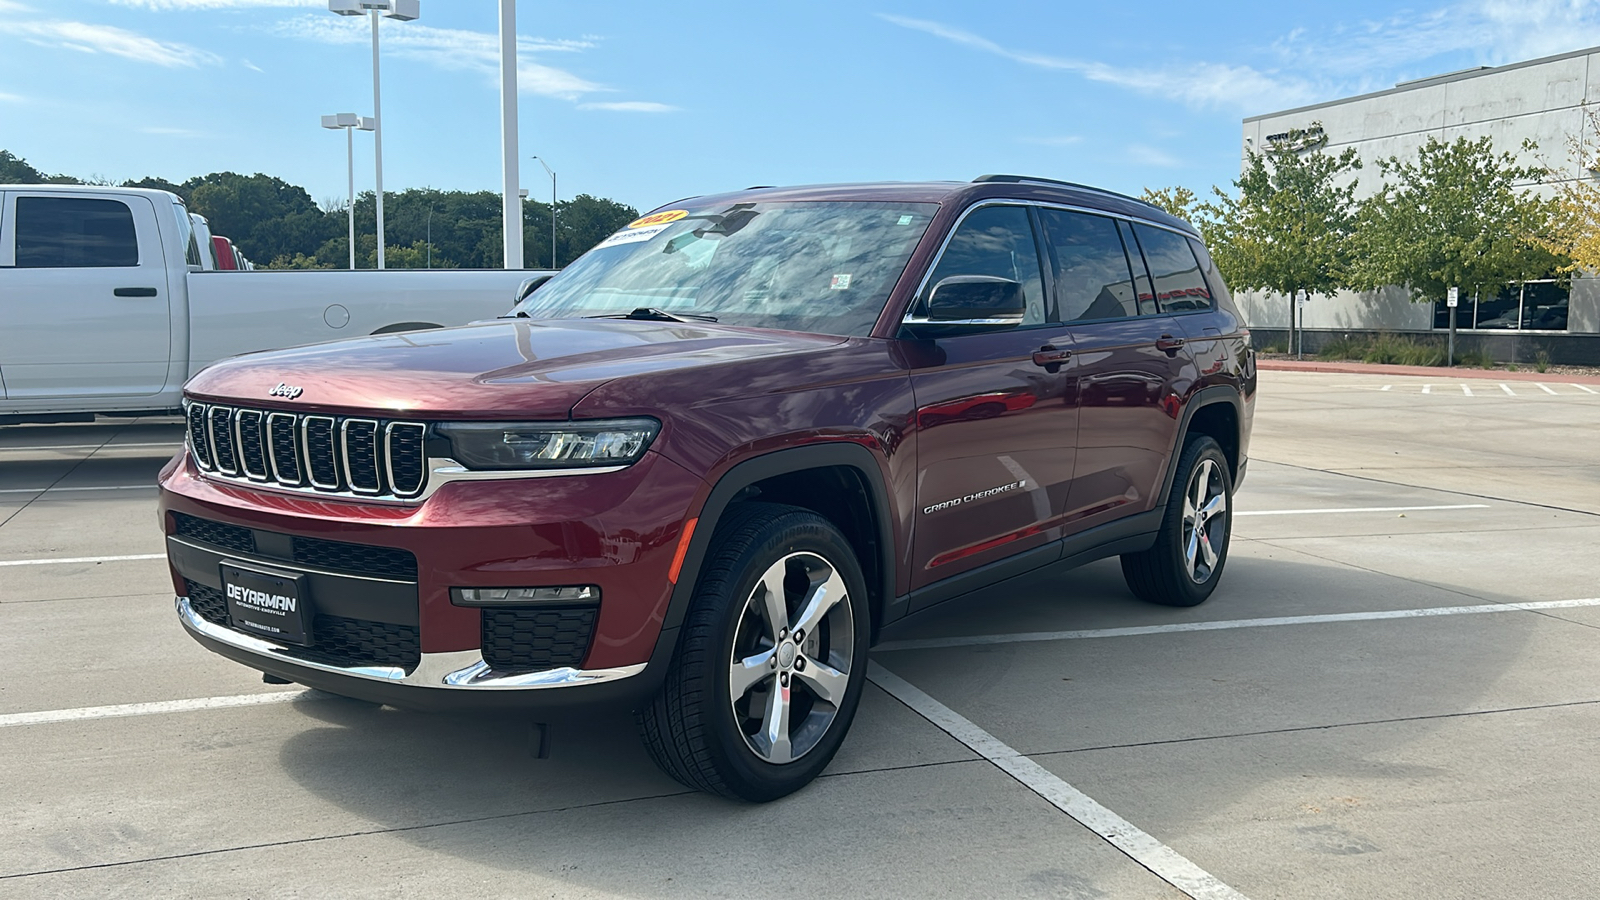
[
  {"xmin": 1131, "ymin": 223, "xmax": 1211, "ymax": 312},
  {"xmin": 15, "ymin": 197, "xmax": 139, "ymax": 268},
  {"xmin": 1037, "ymin": 209, "xmax": 1141, "ymax": 321},
  {"xmin": 925, "ymin": 205, "xmax": 1047, "ymax": 326}
]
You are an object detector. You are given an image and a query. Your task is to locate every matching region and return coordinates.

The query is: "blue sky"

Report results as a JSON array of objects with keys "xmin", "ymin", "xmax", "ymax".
[{"xmin": 3, "ymin": 0, "xmax": 1600, "ymax": 213}]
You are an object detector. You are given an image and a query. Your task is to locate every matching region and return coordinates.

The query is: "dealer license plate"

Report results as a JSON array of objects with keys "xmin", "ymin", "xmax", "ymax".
[{"xmin": 221, "ymin": 561, "xmax": 312, "ymax": 646}]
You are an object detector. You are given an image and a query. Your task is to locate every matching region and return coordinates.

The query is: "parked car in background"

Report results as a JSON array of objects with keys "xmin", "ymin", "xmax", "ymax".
[
  {"xmin": 0, "ymin": 184, "xmax": 555, "ymax": 423},
  {"xmin": 160, "ymin": 175, "xmax": 1255, "ymax": 801},
  {"xmin": 211, "ymin": 235, "xmax": 252, "ymax": 271}
]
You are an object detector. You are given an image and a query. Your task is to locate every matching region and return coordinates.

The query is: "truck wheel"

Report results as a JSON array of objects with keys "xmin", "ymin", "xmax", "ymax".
[
  {"xmin": 1120, "ymin": 435, "xmax": 1232, "ymax": 607},
  {"xmin": 637, "ymin": 502, "xmax": 870, "ymax": 802}
]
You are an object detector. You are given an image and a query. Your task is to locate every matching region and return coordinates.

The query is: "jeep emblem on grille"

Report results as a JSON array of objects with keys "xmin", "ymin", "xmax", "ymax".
[{"xmin": 269, "ymin": 382, "xmax": 304, "ymax": 400}]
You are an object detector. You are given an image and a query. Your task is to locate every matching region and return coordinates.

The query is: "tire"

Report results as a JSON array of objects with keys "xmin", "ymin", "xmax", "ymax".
[
  {"xmin": 1120, "ymin": 435, "xmax": 1233, "ymax": 607},
  {"xmin": 636, "ymin": 502, "xmax": 871, "ymax": 802}
]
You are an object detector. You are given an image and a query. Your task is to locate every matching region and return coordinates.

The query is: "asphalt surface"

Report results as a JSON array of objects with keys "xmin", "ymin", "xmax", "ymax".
[{"xmin": 2, "ymin": 369, "xmax": 1598, "ymax": 899}]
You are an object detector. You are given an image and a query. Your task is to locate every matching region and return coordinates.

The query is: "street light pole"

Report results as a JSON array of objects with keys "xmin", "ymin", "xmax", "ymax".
[
  {"xmin": 321, "ymin": 113, "xmax": 375, "ymax": 270},
  {"xmin": 498, "ymin": 0, "xmax": 523, "ymax": 270},
  {"xmin": 533, "ymin": 156, "xmax": 554, "ymax": 269},
  {"xmin": 329, "ymin": 1, "xmax": 419, "ymax": 270}
]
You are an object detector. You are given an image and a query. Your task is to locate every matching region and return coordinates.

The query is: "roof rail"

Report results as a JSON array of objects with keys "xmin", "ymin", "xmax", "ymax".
[{"xmin": 971, "ymin": 174, "xmax": 1158, "ymax": 210}]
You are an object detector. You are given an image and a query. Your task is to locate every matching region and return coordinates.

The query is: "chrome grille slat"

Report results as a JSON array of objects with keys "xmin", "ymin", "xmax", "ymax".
[
  {"xmin": 341, "ymin": 419, "xmax": 383, "ymax": 494},
  {"xmin": 207, "ymin": 406, "xmax": 238, "ymax": 475},
  {"xmin": 235, "ymin": 410, "xmax": 269, "ymax": 481},
  {"xmin": 186, "ymin": 403, "xmax": 213, "ymax": 470},
  {"xmin": 183, "ymin": 403, "xmax": 426, "ymax": 503},
  {"xmin": 385, "ymin": 423, "xmax": 427, "ymax": 499},
  {"xmin": 267, "ymin": 412, "xmax": 303, "ymax": 485}
]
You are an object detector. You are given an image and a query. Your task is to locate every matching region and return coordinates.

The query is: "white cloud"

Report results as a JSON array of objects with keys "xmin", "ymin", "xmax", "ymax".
[
  {"xmin": 272, "ymin": 15, "xmax": 604, "ymax": 100},
  {"xmin": 11, "ymin": 19, "xmax": 220, "ymax": 67},
  {"xmin": 0, "ymin": 0, "xmax": 34, "ymax": 11},
  {"xmin": 877, "ymin": 14, "xmax": 1319, "ymax": 113},
  {"xmin": 1127, "ymin": 144, "xmax": 1183, "ymax": 168},
  {"xmin": 0, "ymin": 90, "xmax": 26, "ymax": 103},
  {"xmin": 109, "ymin": 0, "xmax": 319, "ymax": 8},
  {"xmin": 241, "ymin": 58, "xmax": 264, "ymax": 72},
  {"xmin": 578, "ymin": 101, "xmax": 679, "ymax": 113}
]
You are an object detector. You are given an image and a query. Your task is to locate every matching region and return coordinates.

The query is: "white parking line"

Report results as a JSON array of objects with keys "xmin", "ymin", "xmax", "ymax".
[
  {"xmin": 0, "ymin": 484, "xmax": 155, "ymax": 494},
  {"xmin": 1460, "ymin": 384, "xmax": 1473, "ymax": 396},
  {"xmin": 872, "ymin": 598, "xmax": 1600, "ymax": 653},
  {"xmin": 1536, "ymin": 383, "xmax": 1559, "ymax": 395},
  {"xmin": 870, "ymin": 662, "xmax": 1249, "ymax": 900},
  {"xmin": 0, "ymin": 690, "xmax": 312, "ymax": 729},
  {"xmin": 0, "ymin": 553, "xmax": 165, "ymax": 567},
  {"xmin": 1500, "ymin": 384, "xmax": 1516, "ymax": 396},
  {"xmin": 1575, "ymin": 384, "xmax": 1599, "ymax": 394},
  {"xmin": 1236, "ymin": 504, "xmax": 1490, "ymax": 517},
  {"xmin": 1422, "ymin": 384, "xmax": 1432, "ymax": 394},
  {"xmin": 1380, "ymin": 385, "xmax": 1393, "ymax": 391}
]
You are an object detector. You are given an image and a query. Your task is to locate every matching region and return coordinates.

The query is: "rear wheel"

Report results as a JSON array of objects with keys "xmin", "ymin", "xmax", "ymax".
[
  {"xmin": 637, "ymin": 503, "xmax": 870, "ymax": 802},
  {"xmin": 1121, "ymin": 435, "xmax": 1232, "ymax": 607}
]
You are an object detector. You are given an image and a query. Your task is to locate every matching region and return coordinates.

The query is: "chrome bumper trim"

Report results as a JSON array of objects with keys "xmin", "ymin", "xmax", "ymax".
[{"xmin": 176, "ymin": 596, "xmax": 646, "ymax": 690}]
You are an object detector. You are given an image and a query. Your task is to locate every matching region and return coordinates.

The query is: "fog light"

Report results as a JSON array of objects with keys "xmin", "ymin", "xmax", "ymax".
[{"xmin": 451, "ymin": 586, "xmax": 600, "ymax": 607}]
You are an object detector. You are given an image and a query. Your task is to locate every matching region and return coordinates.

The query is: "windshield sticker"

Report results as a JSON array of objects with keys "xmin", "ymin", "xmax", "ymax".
[
  {"xmin": 628, "ymin": 209, "xmax": 689, "ymax": 229},
  {"xmin": 830, "ymin": 274, "xmax": 853, "ymax": 290},
  {"xmin": 595, "ymin": 223, "xmax": 672, "ymax": 250},
  {"xmin": 897, "ymin": 215, "xmax": 915, "ymax": 225}
]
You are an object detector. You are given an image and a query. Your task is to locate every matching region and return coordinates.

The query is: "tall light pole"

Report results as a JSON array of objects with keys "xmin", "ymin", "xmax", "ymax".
[
  {"xmin": 321, "ymin": 113, "xmax": 375, "ymax": 270},
  {"xmin": 532, "ymin": 156, "xmax": 554, "ymax": 269},
  {"xmin": 329, "ymin": 0, "xmax": 419, "ymax": 270},
  {"xmin": 498, "ymin": 0, "xmax": 523, "ymax": 269}
]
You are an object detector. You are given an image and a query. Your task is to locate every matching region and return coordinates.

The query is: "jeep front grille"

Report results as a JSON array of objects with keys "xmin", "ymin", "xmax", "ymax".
[{"xmin": 184, "ymin": 402, "xmax": 428, "ymax": 502}]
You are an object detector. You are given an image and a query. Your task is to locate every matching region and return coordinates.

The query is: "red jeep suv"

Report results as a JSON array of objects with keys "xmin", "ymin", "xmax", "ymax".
[{"xmin": 159, "ymin": 176, "xmax": 1255, "ymax": 801}]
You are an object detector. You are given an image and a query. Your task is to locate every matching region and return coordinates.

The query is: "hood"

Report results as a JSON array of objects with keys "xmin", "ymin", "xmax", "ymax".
[{"xmin": 184, "ymin": 318, "xmax": 846, "ymax": 419}]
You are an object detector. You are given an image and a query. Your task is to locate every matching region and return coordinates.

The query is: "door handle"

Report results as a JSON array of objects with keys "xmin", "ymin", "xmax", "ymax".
[
  {"xmin": 1032, "ymin": 345, "xmax": 1072, "ymax": 368},
  {"xmin": 1155, "ymin": 334, "xmax": 1186, "ymax": 356},
  {"xmin": 114, "ymin": 287, "xmax": 159, "ymax": 297}
]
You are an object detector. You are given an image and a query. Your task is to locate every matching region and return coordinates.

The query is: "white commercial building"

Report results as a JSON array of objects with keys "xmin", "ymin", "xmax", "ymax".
[{"xmin": 1239, "ymin": 45, "xmax": 1600, "ymax": 362}]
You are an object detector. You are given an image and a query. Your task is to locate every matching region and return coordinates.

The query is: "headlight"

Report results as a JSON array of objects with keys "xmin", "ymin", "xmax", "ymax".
[{"xmin": 435, "ymin": 418, "xmax": 660, "ymax": 470}]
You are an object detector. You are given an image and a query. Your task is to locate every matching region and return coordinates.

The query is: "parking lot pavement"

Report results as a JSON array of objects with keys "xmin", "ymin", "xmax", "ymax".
[{"xmin": 2, "ymin": 373, "xmax": 1598, "ymax": 899}]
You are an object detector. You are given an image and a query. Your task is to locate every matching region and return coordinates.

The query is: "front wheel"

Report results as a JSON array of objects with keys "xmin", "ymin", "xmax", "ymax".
[
  {"xmin": 637, "ymin": 503, "xmax": 871, "ymax": 802},
  {"xmin": 1120, "ymin": 435, "xmax": 1233, "ymax": 607}
]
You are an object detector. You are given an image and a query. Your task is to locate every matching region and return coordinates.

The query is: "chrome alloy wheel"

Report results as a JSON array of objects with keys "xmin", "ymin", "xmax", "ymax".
[
  {"xmin": 728, "ymin": 551, "xmax": 857, "ymax": 765},
  {"xmin": 1182, "ymin": 457, "xmax": 1228, "ymax": 584}
]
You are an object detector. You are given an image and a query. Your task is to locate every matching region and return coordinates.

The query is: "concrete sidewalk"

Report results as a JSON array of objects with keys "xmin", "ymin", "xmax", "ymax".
[{"xmin": 1257, "ymin": 357, "xmax": 1600, "ymax": 384}]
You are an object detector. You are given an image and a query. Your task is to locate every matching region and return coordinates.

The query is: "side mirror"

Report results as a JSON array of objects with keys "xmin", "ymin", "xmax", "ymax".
[{"xmin": 904, "ymin": 275, "xmax": 1025, "ymax": 337}]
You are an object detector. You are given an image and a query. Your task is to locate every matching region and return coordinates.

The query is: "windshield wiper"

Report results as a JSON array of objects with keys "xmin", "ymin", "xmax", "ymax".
[{"xmin": 586, "ymin": 307, "xmax": 718, "ymax": 323}]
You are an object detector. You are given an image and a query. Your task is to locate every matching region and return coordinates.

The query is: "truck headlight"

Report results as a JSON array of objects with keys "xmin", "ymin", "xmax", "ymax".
[{"xmin": 436, "ymin": 418, "xmax": 660, "ymax": 470}]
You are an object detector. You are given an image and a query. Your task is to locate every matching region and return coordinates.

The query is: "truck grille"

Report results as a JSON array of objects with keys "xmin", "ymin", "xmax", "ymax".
[
  {"xmin": 185, "ymin": 580, "xmax": 421, "ymax": 671},
  {"xmin": 172, "ymin": 513, "xmax": 418, "ymax": 580},
  {"xmin": 481, "ymin": 607, "xmax": 597, "ymax": 673},
  {"xmin": 185, "ymin": 401, "xmax": 428, "ymax": 502}
]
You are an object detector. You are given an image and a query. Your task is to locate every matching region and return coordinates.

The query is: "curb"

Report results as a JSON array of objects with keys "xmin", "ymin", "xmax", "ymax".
[{"xmin": 1256, "ymin": 359, "xmax": 1600, "ymax": 385}]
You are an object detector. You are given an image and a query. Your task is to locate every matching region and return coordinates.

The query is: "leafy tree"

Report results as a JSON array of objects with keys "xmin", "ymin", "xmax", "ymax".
[
  {"xmin": 1199, "ymin": 124, "xmax": 1363, "ymax": 338},
  {"xmin": 1139, "ymin": 186, "xmax": 1200, "ymax": 225},
  {"xmin": 1540, "ymin": 106, "xmax": 1600, "ymax": 273},
  {"xmin": 1349, "ymin": 135, "xmax": 1565, "ymax": 301},
  {"xmin": 122, "ymin": 176, "xmax": 186, "ymax": 199},
  {"xmin": 546, "ymin": 194, "xmax": 637, "ymax": 267},
  {"xmin": 0, "ymin": 150, "xmax": 78, "ymax": 184}
]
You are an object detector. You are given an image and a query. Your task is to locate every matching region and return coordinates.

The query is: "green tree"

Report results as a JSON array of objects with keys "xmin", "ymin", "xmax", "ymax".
[
  {"xmin": 1349, "ymin": 135, "xmax": 1565, "ymax": 302},
  {"xmin": 1199, "ymin": 124, "xmax": 1363, "ymax": 344},
  {"xmin": 1139, "ymin": 186, "xmax": 1200, "ymax": 225},
  {"xmin": 0, "ymin": 149, "xmax": 78, "ymax": 184},
  {"xmin": 182, "ymin": 172, "xmax": 336, "ymax": 264}
]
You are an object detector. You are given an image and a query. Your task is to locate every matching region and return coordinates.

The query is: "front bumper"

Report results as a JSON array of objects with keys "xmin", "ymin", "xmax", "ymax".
[
  {"xmin": 177, "ymin": 596, "xmax": 652, "ymax": 710},
  {"xmin": 159, "ymin": 445, "xmax": 706, "ymax": 707}
]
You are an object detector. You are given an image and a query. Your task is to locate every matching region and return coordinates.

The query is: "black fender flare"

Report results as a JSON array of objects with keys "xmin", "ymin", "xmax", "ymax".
[
  {"xmin": 1156, "ymin": 385, "xmax": 1244, "ymax": 505},
  {"xmin": 651, "ymin": 443, "xmax": 897, "ymax": 659}
]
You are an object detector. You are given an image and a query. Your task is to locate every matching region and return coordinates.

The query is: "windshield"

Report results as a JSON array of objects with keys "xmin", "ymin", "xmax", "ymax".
[{"xmin": 512, "ymin": 200, "xmax": 939, "ymax": 335}]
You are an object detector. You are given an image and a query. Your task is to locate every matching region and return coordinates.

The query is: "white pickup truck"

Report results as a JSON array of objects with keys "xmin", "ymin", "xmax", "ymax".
[{"xmin": 0, "ymin": 184, "xmax": 552, "ymax": 423}]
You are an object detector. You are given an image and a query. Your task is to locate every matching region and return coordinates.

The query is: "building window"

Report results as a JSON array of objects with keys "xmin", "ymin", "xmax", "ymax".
[{"xmin": 1432, "ymin": 280, "xmax": 1569, "ymax": 332}]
